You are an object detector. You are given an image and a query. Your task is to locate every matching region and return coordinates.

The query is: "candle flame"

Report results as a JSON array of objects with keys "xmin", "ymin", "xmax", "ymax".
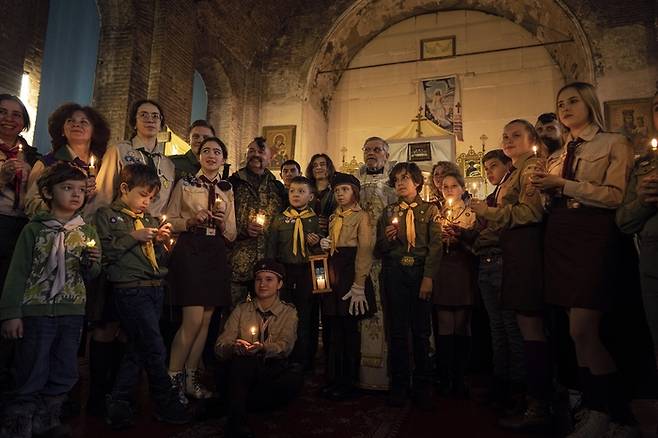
[
  {"xmin": 392, "ymin": 217, "xmax": 399, "ymax": 225},
  {"xmin": 250, "ymin": 326, "xmax": 257, "ymax": 335},
  {"xmin": 256, "ymin": 214, "xmax": 266, "ymax": 225},
  {"xmin": 652, "ymin": 138, "xmax": 657, "ymax": 150},
  {"xmin": 86, "ymin": 239, "xmax": 96, "ymax": 248},
  {"xmin": 532, "ymin": 145, "xmax": 538, "ymax": 155},
  {"xmin": 89, "ymin": 156, "xmax": 95, "ymax": 168}
]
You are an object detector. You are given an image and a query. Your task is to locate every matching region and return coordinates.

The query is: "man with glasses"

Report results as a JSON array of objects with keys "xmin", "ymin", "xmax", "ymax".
[{"xmin": 355, "ymin": 136, "xmax": 397, "ymax": 390}]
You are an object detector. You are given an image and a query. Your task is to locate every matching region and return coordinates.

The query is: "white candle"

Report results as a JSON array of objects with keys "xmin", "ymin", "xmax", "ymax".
[
  {"xmin": 651, "ymin": 138, "xmax": 657, "ymax": 152},
  {"xmin": 88, "ymin": 156, "xmax": 96, "ymax": 176},
  {"xmin": 250, "ymin": 326, "xmax": 257, "ymax": 343},
  {"xmin": 532, "ymin": 145, "xmax": 538, "ymax": 156},
  {"xmin": 316, "ymin": 275, "xmax": 326, "ymax": 290},
  {"xmin": 447, "ymin": 198, "xmax": 453, "ymax": 221},
  {"xmin": 256, "ymin": 214, "xmax": 266, "ymax": 226},
  {"xmin": 159, "ymin": 215, "xmax": 167, "ymax": 227}
]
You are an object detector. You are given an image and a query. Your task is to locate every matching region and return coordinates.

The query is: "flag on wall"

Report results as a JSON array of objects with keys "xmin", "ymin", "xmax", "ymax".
[{"xmin": 421, "ymin": 76, "xmax": 463, "ymax": 141}]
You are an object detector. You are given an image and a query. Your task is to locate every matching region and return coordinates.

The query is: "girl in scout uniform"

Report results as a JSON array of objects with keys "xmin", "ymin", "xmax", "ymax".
[
  {"xmin": 471, "ymin": 119, "xmax": 550, "ymax": 431},
  {"xmin": 318, "ymin": 172, "xmax": 375, "ymax": 401},
  {"xmin": 166, "ymin": 137, "xmax": 236, "ymax": 403},
  {"xmin": 533, "ymin": 82, "xmax": 638, "ymax": 437},
  {"xmin": 433, "ymin": 171, "xmax": 477, "ymax": 398}
]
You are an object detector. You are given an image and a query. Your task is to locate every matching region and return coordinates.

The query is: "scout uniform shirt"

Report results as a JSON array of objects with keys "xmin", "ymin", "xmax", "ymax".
[
  {"xmin": 476, "ymin": 152, "xmax": 544, "ymax": 230},
  {"xmin": 215, "ymin": 296, "xmax": 298, "ymax": 359},
  {"xmin": 375, "ymin": 195, "xmax": 442, "ymax": 279},
  {"xmin": 472, "ymin": 175, "xmax": 510, "ymax": 255},
  {"xmin": 266, "ymin": 206, "xmax": 322, "ymax": 265},
  {"xmin": 616, "ymin": 151, "xmax": 658, "ymax": 277},
  {"xmin": 557, "ymin": 123, "xmax": 633, "ymax": 209},
  {"xmin": 329, "ymin": 205, "xmax": 374, "ymax": 287},
  {"xmin": 0, "ymin": 212, "xmax": 101, "ymax": 320},
  {"xmin": 93, "ymin": 138, "xmax": 175, "ymax": 217},
  {"xmin": 24, "ymin": 145, "xmax": 97, "ymax": 218},
  {"xmin": 165, "ymin": 170, "xmax": 237, "ymax": 241},
  {"xmin": 440, "ymin": 198, "xmax": 476, "ymax": 249},
  {"xmin": 170, "ymin": 149, "xmax": 200, "ymax": 183},
  {"xmin": 95, "ymin": 200, "xmax": 169, "ymax": 283},
  {"xmin": 0, "ymin": 137, "xmax": 39, "ymax": 217}
]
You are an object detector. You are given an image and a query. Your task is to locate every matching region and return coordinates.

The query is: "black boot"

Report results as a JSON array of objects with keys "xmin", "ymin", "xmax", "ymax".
[
  {"xmin": 452, "ymin": 335, "xmax": 471, "ymax": 399},
  {"xmin": 435, "ymin": 335, "xmax": 454, "ymax": 396},
  {"xmin": 32, "ymin": 394, "xmax": 72, "ymax": 437}
]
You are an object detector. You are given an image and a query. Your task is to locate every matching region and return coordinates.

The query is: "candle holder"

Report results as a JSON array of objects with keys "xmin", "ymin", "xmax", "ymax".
[{"xmin": 309, "ymin": 254, "xmax": 332, "ymax": 294}]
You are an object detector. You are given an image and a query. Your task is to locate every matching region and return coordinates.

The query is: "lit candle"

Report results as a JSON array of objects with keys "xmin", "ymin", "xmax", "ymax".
[
  {"xmin": 88, "ymin": 156, "xmax": 96, "ymax": 176},
  {"xmin": 391, "ymin": 216, "xmax": 399, "ymax": 226},
  {"xmin": 159, "ymin": 215, "xmax": 167, "ymax": 227},
  {"xmin": 447, "ymin": 198, "xmax": 453, "ymax": 221},
  {"xmin": 255, "ymin": 213, "xmax": 266, "ymax": 226},
  {"xmin": 471, "ymin": 182, "xmax": 477, "ymax": 192},
  {"xmin": 85, "ymin": 239, "xmax": 96, "ymax": 248},
  {"xmin": 532, "ymin": 145, "xmax": 538, "ymax": 156},
  {"xmin": 652, "ymin": 138, "xmax": 657, "ymax": 152},
  {"xmin": 250, "ymin": 326, "xmax": 257, "ymax": 343},
  {"xmin": 214, "ymin": 193, "xmax": 224, "ymax": 212},
  {"xmin": 316, "ymin": 275, "xmax": 326, "ymax": 290},
  {"xmin": 17, "ymin": 144, "xmax": 24, "ymax": 161}
]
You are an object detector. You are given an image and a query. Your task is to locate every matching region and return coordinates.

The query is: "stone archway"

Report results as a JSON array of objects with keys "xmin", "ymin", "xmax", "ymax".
[
  {"xmin": 195, "ymin": 56, "xmax": 240, "ymax": 167},
  {"xmin": 303, "ymin": 0, "xmax": 595, "ymax": 119}
]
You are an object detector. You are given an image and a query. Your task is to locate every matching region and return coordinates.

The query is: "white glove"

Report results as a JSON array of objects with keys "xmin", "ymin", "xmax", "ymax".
[
  {"xmin": 342, "ymin": 283, "xmax": 368, "ymax": 316},
  {"xmin": 320, "ymin": 237, "xmax": 332, "ymax": 251}
]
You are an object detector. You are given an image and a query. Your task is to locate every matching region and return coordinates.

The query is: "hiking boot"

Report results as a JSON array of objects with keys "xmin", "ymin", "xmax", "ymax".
[
  {"xmin": 499, "ymin": 397, "xmax": 552, "ymax": 431},
  {"xmin": 603, "ymin": 422, "xmax": 641, "ymax": 438},
  {"xmin": 32, "ymin": 394, "xmax": 71, "ymax": 437},
  {"xmin": 105, "ymin": 395, "xmax": 134, "ymax": 430},
  {"xmin": 567, "ymin": 409, "xmax": 609, "ymax": 438},
  {"xmin": 185, "ymin": 369, "xmax": 214, "ymax": 400},
  {"xmin": 153, "ymin": 394, "xmax": 192, "ymax": 425},
  {"xmin": 168, "ymin": 370, "xmax": 189, "ymax": 406},
  {"xmin": 0, "ymin": 402, "xmax": 35, "ymax": 438}
]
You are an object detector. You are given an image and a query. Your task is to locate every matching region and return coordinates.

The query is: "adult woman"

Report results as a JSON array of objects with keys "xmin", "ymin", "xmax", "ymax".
[
  {"xmin": 471, "ymin": 120, "xmax": 550, "ymax": 431},
  {"xmin": 433, "ymin": 171, "xmax": 477, "ymax": 397},
  {"xmin": 25, "ymin": 102, "xmax": 109, "ymax": 217},
  {"xmin": 166, "ymin": 137, "xmax": 236, "ymax": 402},
  {"xmin": 533, "ymin": 82, "xmax": 637, "ymax": 437},
  {"xmin": 93, "ymin": 99, "xmax": 174, "ymax": 216},
  {"xmin": 429, "ymin": 161, "xmax": 461, "ymax": 206}
]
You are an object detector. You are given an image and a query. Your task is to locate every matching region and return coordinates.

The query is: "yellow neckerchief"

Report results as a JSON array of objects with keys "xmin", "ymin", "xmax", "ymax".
[
  {"xmin": 399, "ymin": 200, "xmax": 418, "ymax": 251},
  {"xmin": 282, "ymin": 207, "xmax": 316, "ymax": 256},
  {"xmin": 328, "ymin": 206, "xmax": 354, "ymax": 255},
  {"xmin": 120, "ymin": 208, "xmax": 158, "ymax": 271}
]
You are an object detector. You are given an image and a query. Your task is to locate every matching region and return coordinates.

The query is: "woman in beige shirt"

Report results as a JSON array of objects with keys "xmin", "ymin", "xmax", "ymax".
[
  {"xmin": 166, "ymin": 137, "xmax": 236, "ymax": 403},
  {"xmin": 532, "ymin": 82, "xmax": 636, "ymax": 436},
  {"xmin": 318, "ymin": 172, "xmax": 374, "ymax": 400}
]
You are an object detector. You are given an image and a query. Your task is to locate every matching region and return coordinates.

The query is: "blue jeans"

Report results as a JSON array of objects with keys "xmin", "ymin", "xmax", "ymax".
[
  {"xmin": 383, "ymin": 263, "xmax": 432, "ymax": 390},
  {"xmin": 12, "ymin": 315, "xmax": 83, "ymax": 403},
  {"xmin": 111, "ymin": 286, "xmax": 171, "ymax": 404},
  {"xmin": 478, "ymin": 255, "xmax": 525, "ymax": 384}
]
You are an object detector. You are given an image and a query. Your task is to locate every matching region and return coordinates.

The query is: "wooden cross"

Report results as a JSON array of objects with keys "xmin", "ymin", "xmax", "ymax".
[{"xmin": 412, "ymin": 106, "xmax": 428, "ymax": 137}]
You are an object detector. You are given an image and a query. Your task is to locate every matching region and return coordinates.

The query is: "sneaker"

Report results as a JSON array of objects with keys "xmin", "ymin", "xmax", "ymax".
[
  {"xmin": 185, "ymin": 369, "xmax": 214, "ymax": 399},
  {"xmin": 105, "ymin": 395, "xmax": 134, "ymax": 430},
  {"xmin": 168, "ymin": 370, "xmax": 189, "ymax": 406},
  {"xmin": 567, "ymin": 409, "xmax": 609, "ymax": 438},
  {"xmin": 499, "ymin": 397, "xmax": 552, "ymax": 431},
  {"xmin": 153, "ymin": 395, "xmax": 192, "ymax": 425},
  {"xmin": 603, "ymin": 422, "xmax": 641, "ymax": 438}
]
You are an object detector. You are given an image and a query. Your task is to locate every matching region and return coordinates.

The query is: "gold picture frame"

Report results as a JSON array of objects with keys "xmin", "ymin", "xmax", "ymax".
[
  {"xmin": 262, "ymin": 125, "xmax": 296, "ymax": 169},
  {"xmin": 407, "ymin": 142, "xmax": 432, "ymax": 162},
  {"xmin": 604, "ymin": 98, "xmax": 656, "ymax": 156},
  {"xmin": 420, "ymin": 36, "xmax": 456, "ymax": 60}
]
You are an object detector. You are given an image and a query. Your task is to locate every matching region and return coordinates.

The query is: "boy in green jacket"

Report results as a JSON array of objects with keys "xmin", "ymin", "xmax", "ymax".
[{"xmin": 0, "ymin": 163, "xmax": 101, "ymax": 437}]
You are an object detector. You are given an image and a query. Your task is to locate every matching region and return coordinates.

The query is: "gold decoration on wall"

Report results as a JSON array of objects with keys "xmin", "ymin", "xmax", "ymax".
[{"xmin": 456, "ymin": 145, "xmax": 486, "ymax": 198}]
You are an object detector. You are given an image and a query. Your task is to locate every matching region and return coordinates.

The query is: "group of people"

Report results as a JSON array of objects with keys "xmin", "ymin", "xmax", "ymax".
[{"xmin": 0, "ymin": 80, "xmax": 656, "ymax": 438}]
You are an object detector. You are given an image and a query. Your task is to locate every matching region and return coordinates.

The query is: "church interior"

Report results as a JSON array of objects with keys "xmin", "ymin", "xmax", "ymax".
[{"xmin": 1, "ymin": 0, "xmax": 657, "ymax": 437}]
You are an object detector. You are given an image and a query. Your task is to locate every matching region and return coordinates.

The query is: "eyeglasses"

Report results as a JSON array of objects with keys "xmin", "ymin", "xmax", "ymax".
[
  {"xmin": 362, "ymin": 146, "xmax": 385, "ymax": 154},
  {"xmin": 137, "ymin": 111, "xmax": 162, "ymax": 121}
]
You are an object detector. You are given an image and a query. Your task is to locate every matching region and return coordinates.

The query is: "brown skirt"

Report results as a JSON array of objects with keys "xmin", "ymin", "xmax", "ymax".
[
  {"xmin": 544, "ymin": 207, "xmax": 619, "ymax": 310},
  {"xmin": 321, "ymin": 247, "xmax": 376, "ymax": 318},
  {"xmin": 433, "ymin": 244, "xmax": 477, "ymax": 306},
  {"xmin": 167, "ymin": 230, "xmax": 230, "ymax": 307},
  {"xmin": 500, "ymin": 223, "xmax": 544, "ymax": 312}
]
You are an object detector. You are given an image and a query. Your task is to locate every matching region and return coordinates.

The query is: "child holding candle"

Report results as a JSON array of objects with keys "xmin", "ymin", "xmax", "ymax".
[
  {"xmin": 215, "ymin": 259, "xmax": 301, "ymax": 438},
  {"xmin": 0, "ymin": 163, "xmax": 101, "ymax": 437},
  {"xmin": 266, "ymin": 175, "xmax": 322, "ymax": 369},
  {"xmin": 432, "ymin": 171, "xmax": 477, "ymax": 398},
  {"xmin": 165, "ymin": 137, "xmax": 236, "ymax": 403},
  {"xmin": 318, "ymin": 172, "xmax": 375, "ymax": 400},
  {"xmin": 95, "ymin": 164, "xmax": 190, "ymax": 429},
  {"xmin": 375, "ymin": 162, "xmax": 442, "ymax": 409}
]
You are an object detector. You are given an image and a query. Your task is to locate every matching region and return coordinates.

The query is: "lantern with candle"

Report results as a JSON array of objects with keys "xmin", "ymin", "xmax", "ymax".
[{"xmin": 308, "ymin": 254, "xmax": 332, "ymax": 294}]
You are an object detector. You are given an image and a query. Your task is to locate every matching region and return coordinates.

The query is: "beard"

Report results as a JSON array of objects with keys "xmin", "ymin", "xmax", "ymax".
[{"xmin": 540, "ymin": 136, "xmax": 562, "ymax": 154}]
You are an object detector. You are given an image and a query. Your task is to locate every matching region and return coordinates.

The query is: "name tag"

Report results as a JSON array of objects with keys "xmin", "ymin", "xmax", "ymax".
[{"xmin": 206, "ymin": 228, "xmax": 216, "ymax": 236}]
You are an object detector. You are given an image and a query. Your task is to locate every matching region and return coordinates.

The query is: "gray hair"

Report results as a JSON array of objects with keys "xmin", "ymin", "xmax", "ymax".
[{"xmin": 363, "ymin": 136, "xmax": 389, "ymax": 152}]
